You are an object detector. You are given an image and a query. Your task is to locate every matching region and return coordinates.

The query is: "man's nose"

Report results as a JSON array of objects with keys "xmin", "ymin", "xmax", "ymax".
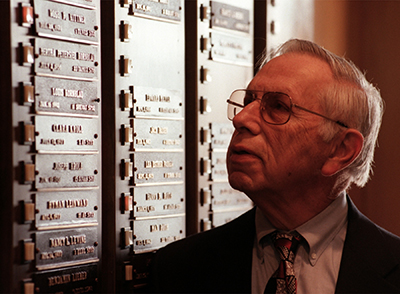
[{"xmin": 232, "ymin": 101, "xmax": 262, "ymax": 135}]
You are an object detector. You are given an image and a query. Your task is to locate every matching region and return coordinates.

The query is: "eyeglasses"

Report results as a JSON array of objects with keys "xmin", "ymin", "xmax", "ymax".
[{"xmin": 227, "ymin": 89, "xmax": 348, "ymax": 128}]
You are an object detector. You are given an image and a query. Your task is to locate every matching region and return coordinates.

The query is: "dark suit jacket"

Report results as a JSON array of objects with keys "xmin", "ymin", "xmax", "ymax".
[{"xmin": 150, "ymin": 197, "xmax": 400, "ymax": 293}]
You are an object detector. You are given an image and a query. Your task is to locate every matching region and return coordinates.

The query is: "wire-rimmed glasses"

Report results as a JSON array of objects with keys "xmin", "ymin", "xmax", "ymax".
[{"xmin": 227, "ymin": 89, "xmax": 348, "ymax": 128}]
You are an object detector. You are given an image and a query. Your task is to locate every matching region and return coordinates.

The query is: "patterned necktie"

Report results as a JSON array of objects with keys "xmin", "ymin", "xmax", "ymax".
[{"xmin": 264, "ymin": 232, "xmax": 302, "ymax": 294}]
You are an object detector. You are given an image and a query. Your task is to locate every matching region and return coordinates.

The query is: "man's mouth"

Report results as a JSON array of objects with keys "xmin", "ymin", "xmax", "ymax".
[
  {"xmin": 231, "ymin": 145, "xmax": 255, "ymax": 157},
  {"xmin": 236, "ymin": 149, "xmax": 251, "ymax": 155}
]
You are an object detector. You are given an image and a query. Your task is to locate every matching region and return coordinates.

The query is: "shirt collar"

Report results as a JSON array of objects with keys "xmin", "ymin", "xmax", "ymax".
[
  {"xmin": 296, "ymin": 192, "xmax": 348, "ymax": 265},
  {"xmin": 255, "ymin": 192, "xmax": 348, "ymax": 265},
  {"xmin": 254, "ymin": 207, "xmax": 276, "ymax": 260}
]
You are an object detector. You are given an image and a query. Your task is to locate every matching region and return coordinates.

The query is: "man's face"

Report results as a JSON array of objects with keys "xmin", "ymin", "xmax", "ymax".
[{"xmin": 227, "ymin": 53, "xmax": 335, "ymax": 202}]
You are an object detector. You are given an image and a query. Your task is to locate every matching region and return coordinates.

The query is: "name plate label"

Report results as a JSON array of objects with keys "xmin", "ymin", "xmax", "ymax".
[
  {"xmin": 34, "ymin": 0, "xmax": 99, "ymax": 44},
  {"xmin": 132, "ymin": 86, "xmax": 183, "ymax": 118},
  {"xmin": 34, "ymin": 38, "xmax": 98, "ymax": 80},
  {"xmin": 35, "ymin": 190, "xmax": 99, "ymax": 228},
  {"xmin": 132, "ymin": 119, "xmax": 183, "ymax": 151},
  {"xmin": 211, "ymin": 122, "xmax": 234, "ymax": 150},
  {"xmin": 35, "ymin": 154, "xmax": 99, "ymax": 189},
  {"xmin": 36, "ymin": 227, "xmax": 98, "ymax": 270},
  {"xmin": 133, "ymin": 215, "xmax": 185, "ymax": 253},
  {"xmin": 35, "ymin": 76, "xmax": 98, "ymax": 116},
  {"xmin": 212, "ymin": 209, "xmax": 252, "ymax": 228},
  {"xmin": 211, "ymin": 182, "xmax": 252, "ymax": 211},
  {"xmin": 52, "ymin": 0, "xmax": 97, "ymax": 9},
  {"xmin": 134, "ymin": 152, "xmax": 184, "ymax": 185},
  {"xmin": 130, "ymin": 254, "xmax": 153, "ymax": 288},
  {"xmin": 211, "ymin": 152, "xmax": 228, "ymax": 181},
  {"xmin": 133, "ymin": 185, "xmax": 185, "ymax": 218},
  {"xmin": 132, "ymin": 0, "xmax": 181, "ymax": 22},
  {"xmin": 34, "ymin": 264, "xmax": 98, "ymax": 293},
  {"xmin": 210, "ymin": 32, "xmax": 253, "ymax": 66},
  {"xmin": 35, "ymin": 116, "xmax": 99, "ymax": 152},
  {"xmin": 211, "ymin": 1, "xmax": 250, "ymax": 33}
]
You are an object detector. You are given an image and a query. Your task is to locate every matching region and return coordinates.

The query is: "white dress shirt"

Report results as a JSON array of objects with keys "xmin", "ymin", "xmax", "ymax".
[{"xmin": 252, "ymin": 192, "xmax": 348, "ymax": 294}]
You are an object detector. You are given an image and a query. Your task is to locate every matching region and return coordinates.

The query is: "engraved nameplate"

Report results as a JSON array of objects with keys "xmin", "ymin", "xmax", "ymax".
[
  {"xmin": 210, "ymin": 32, "xmax": 253, "ymax": 66},
  {"xmin": 211, "ymin": 1, "xmax": 250, "ymax": 33},
  {"xmin": 132, "ymin": 119, "xmax": 183, "ymax": 151},
  {"xmin": 34, "ymin": 0, "xmax": 99, "ymax": 44},
  {"xmin": 130, "ymin": 254, "xmax": 153, "ymax": 288},
  {"xmin": 35, "ymin": 76, "xmax": 98, "ymax": 116},
  {"xmin": 133, "ymin": 215, "xmax": 185, "ymax": 253},
  {"xmin": 211, "ymin": 182, "xmax": 252, "ymax": 211},
  {"xmin": 211, "ymin": 152, "xmax": 228, "ymax": 181},
  {"xmin": 34, "ymin": 38, "xmax": 98, "ymax": 80},
  {"xmin": 212, "ymin": 209, "xmax": 251, "ymax": 228},
  {"xmin": 51, "ymin": 0, "xmax": 97, "ymax": 9},
  {"xmin": 34, "ymin": 264, "xmax": 98, "ymax": 293},
  {"xmin": 132, "ymin": 86, "xmax": 183, "ymax": 118},
  {"xmin": 36, "ymin": 227, "xmax": 98, "ymax": 270},
  {"xmin": 35, "ymin": 154, "xmax": 99, "ymax": 189},
  {"xmin": 132, "ymin": 0, "xmax": 181, "ymax": 22},
  {"xmin": 35, "ymin": 190, "xmax": 99, "ymax": 229},
  {"xmin": 35, "ymin": 116, "xmax": 99, "ymax": 152},
  {"xmin": 211, "ymin": 122, "xmax": 234, "ymax": 151},
  {"xmin": 133, "ymin": 185, "xmax": 185, "ymax": 218},
  {"xmin": 133, "ymin": 152, "xmax": 184, "ymax": 185}
]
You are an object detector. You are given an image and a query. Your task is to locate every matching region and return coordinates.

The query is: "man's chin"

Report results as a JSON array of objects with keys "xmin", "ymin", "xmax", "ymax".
[{"xmin": 228, "ymin": 172, "xmax": 254, "ymax": 193}]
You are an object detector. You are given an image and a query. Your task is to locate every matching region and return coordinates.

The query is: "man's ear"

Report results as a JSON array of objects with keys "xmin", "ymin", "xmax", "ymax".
[{"xmin": 321, "ymin": 129, "xmax": 364, "ymax": 176}]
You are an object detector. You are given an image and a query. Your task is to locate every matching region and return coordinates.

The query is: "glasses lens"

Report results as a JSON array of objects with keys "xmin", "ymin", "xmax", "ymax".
[
  {"xmin": 261, "ymin": 92, "xmax": 291, "ymax": 124},
  {"xmin": 227, "ymin": 90, "xmax": 292, "ymax": 124},
  {"xmin": 227, "ymin": 90, "xmax": 249, "ymax": 120}
]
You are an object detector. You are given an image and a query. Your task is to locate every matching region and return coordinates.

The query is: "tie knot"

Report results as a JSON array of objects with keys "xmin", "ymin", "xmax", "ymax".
[{"xmin": 271, "ymin": 232, "xmax": 302, "ymax": 262}]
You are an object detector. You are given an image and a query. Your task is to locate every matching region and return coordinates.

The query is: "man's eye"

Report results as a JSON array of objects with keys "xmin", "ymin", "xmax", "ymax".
[
  {"xmin": 262, "ymin": 92, "xmax": 291, "ymax": 112},
  {"xmin": 270, "ymin": 100, "xmax": 289, "ymax": 111}
]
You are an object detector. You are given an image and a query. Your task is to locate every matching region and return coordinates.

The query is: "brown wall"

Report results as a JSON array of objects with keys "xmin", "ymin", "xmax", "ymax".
[{"xmin": 314, "ymin": 1, "xmax": 400, "ymax": 236}]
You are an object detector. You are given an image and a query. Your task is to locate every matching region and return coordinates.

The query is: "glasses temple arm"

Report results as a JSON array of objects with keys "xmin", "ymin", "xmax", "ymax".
[
  {"xmin": 227, "ymin": 99, "xmax": 244, "ymax": 108},
  {"xmin": 294, "ymin": 104, "xmax": 349, "ymax": 128}
]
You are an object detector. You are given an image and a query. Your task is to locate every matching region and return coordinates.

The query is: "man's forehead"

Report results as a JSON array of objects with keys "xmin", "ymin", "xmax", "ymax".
[
  {"xmin": 248, "ymin": 53, "xmax": 334, "ymax": 96},
  {"xmin": 263, "ymin": 53, "xmax": 332, "ymax": 75}
]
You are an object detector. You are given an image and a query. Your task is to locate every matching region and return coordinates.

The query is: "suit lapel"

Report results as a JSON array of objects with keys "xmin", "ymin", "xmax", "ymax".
[
  {"xmin": 222, "ymin": 207, "xmax": 256, "ymax": 292},
  {"xmin": 335, "ymin": 196, "xmax": 400, "ymax": 293}
]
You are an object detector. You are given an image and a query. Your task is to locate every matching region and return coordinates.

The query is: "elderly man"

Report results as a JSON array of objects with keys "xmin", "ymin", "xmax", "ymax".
[{"xmin": 150, "ymin": 39, "xmax": 400, "ymax": 293}]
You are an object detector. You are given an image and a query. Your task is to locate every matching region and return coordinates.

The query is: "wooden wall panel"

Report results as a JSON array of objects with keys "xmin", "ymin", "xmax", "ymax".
[{"xmin": 314, "ymin": 0, "xmax": 400, "ymax": 236}]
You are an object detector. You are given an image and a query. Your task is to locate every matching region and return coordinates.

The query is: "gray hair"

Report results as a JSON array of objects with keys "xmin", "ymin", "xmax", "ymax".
[{"xmin": 258, "ymin": 39, "xmax": 384, "ymax": 188}]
